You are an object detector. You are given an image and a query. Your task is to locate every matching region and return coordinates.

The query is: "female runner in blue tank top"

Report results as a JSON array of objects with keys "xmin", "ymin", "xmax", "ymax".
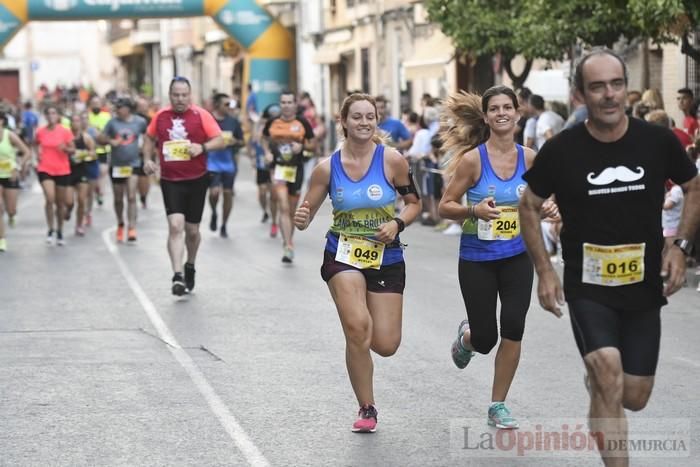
[
  {"xmin": 294, "ymin": 93, "xmax": 421, "ymax": 433},
  {"xmin": 438, "ymin": 86, "xmax": 558, "ymax": 429}
]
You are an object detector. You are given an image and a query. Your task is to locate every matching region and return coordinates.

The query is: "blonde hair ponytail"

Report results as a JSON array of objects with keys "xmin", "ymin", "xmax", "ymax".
[{"xmin": 440, "ymin": 91, "xmax": 489, "ymax": 176}]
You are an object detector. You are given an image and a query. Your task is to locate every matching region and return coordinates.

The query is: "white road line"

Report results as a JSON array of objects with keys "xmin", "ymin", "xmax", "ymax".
[{"xmin": 101, "ymin": 227, "xmax": 270, "ymax": 467}]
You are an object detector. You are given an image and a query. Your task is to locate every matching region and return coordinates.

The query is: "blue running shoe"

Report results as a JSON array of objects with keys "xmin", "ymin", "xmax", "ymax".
[
  {"xmin": 488, "ymin": 402, "xmax": 519, "ymax": 429},
  {"xmin": 451, "ymin": 319, "xmax": 473, "ymax": 369}
]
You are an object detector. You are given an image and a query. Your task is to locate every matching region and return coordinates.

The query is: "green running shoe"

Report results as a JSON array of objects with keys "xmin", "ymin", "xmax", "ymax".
[
  {"xmin": 488, "ymin": 402, "xmax": 519, "ymax": 429},
  {"xmin": 451, "ymin": 319, "xmax": 473, "ymax": 369}
]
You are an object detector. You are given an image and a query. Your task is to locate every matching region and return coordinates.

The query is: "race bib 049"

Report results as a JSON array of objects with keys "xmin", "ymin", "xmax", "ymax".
[
  {"xmin": 112, "ymin": 166, "xmax": 134, "ymax": 178},
  {"xmin": 163, "ymin": 140, "xmax": 191, "ymax": 162},
  {"xmin": 582, "ymin": 242, "xmax": 645, "ymax": 287},
  {"xmin": 274, "ymin": 165, "xmax": 298, "ymax": 183},
  {"xmin": 335, "ymin": 234, "xmax": 385, "ymax": 270},
  {"xmin": 477, "ymin": 207, "xmax": 520, "ymax": 241}
]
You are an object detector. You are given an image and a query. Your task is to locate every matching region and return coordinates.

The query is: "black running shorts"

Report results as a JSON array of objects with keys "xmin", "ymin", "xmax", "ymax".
[
  {"xmin": 0, "ymin": 178, "xmax": 20, "ymax": 189},
  {"xmin": 568, "ymin": 298, "xmax": 661, "ymax": 376},
  {"xmin": 38, "ymin": 172, "xmax": 71, "ymax": 187},
  {"xmin": 160, "ymin": 175, "xmax": 209, "ymax": 224},
  {"xmin": 320, "ymin": 250, "xmax": 406, "ymax": 294}
]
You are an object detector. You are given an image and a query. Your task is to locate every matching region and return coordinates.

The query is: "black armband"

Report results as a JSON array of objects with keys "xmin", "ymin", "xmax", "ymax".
[
  {"xmin": 393, "ymin": 217, "xmax": 405, "ymax": 232},
  {"xmin": 396, "ymin": 171, "xmax": 420, "ymax": 199}
]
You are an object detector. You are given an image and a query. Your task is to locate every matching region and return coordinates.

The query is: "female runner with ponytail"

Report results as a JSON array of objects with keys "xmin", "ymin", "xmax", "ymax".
[
  {"xmin": 438, "ymin": 86, "xmax": 558, "ymax": 429},
  {"xmin": 294, "ymin": 93, "xmax": 421, "ymax": 433}
]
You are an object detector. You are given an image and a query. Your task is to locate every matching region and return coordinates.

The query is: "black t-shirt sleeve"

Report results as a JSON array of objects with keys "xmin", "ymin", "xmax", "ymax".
[
  {"xmin": 522, "ymin": 142, "xmax": 556, "ymax": 199},
  {"xmin": 262, "ymin": 117, "xmax": 275, "ymax": 137},
  {"xmin": 663, "ymin": 128, "xmax": 698, "ymax": 185},
  {"xmin": 300, "ymin": 117, "xmax": 315, "ymax": 140}
]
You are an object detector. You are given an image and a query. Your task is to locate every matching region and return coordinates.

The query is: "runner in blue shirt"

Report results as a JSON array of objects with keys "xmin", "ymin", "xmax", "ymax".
[
  {"xmin": 376, "ymin": 96, "xmax": 412, "ymax": 150},
  {"xmin": 207, "ymin": 93, "xmax": 243, "ymax": 238}
]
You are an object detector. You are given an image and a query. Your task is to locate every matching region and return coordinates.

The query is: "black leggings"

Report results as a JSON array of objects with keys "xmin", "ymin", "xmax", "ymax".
[{"xmin": 458, "ymin": 253, "xmax": 534, "ymax": 354}]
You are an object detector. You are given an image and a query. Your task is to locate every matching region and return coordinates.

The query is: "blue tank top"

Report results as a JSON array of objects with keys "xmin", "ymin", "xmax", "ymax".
[
  {"xmin": 325, "ymin": 144, "xmax": 403, "ymax": 265},
  {"xmin": 460, "ymin": 143, "xmax": 528, "ymax": 261}
]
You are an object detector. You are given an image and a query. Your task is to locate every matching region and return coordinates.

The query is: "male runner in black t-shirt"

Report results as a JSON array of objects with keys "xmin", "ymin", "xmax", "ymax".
[{"xmin": 519, "ymin": 48, "xmax": 700, "ymax": 466}]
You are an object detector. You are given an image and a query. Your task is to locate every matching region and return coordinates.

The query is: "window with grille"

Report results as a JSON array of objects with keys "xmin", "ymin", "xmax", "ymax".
[{"xmin": 687, "ymin": 29, "xmax": 700, "ymax": 97}]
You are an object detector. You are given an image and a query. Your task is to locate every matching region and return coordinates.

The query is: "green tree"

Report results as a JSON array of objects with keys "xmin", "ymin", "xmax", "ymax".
[
  {"xmin": 628, "ymin": 0, "xmax": 700, "ymax": 62},
  {"xmin": 425, "ymin": 0, "xmax": 534, "ymax": 89},
  {"xmin": 426, "ymin": 0, "xmax": 700, "ymax": 89}
]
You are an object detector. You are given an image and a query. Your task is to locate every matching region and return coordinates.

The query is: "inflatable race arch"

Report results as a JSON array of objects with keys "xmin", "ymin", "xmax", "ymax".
[{"xmin": 0, "ymin": 0, "xmax": 293, "ymax": 107}]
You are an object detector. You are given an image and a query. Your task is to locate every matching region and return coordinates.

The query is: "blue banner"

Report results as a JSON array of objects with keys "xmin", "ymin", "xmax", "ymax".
[
  {"xmin": 249, "ymin": 58, "xmax": 289, "ymax": 111},
  {"xmin": 213, "ymin": 0, "xmax": 271, "ymax": 49},
  {"xmin": 28, "ymin": 0, "xmax": 204, "ymax": 20},
  {"xmin": 0, "ymin": 4, "xmax": 22, "ymax": 47}
]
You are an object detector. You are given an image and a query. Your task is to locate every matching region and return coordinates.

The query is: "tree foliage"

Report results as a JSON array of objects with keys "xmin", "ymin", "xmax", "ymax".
[{"xmin": 425, "ymin": 0, "xmax": 700, "ymax": 86}]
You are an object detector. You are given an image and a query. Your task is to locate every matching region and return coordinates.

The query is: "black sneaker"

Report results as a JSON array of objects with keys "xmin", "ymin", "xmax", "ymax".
[
  {"xmin": 261, "ymin": 212, "xmax": 269, "ymax": 223},
  {"xmin": 220, "ymin": 225, "xmax": 228, "ymax": 238},
  {"xmin": 209, "ymin": 212, "xmax": 217, "ymax": 232},
  {"xmin": 172, "ymin": 273, "xmax": 186, "ymax": 296},
  {"xmin": 56, "ymin": 231, "xmax": 65, "ymax": 246},
  {"xmin": 184, "ymin": 262, "xmax": 196, "ymax": 292}
]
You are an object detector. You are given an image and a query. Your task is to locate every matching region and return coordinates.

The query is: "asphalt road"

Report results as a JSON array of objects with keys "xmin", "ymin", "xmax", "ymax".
[{"xmin": 1, "ymin": 162, "xmax": 698, "ymax": 467}]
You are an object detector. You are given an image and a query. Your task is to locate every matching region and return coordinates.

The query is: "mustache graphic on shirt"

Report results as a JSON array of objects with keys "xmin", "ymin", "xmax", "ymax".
[{"xmin": 587, "ymin": 166, "xmax": 645, "ymax": 186}]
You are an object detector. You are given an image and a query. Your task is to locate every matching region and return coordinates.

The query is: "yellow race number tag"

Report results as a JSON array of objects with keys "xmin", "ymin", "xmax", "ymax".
[
  {"xmin": 163, "ymin": 140, "xmax": 191, "ymax": 161},
  {"xmin": 221, "ymin": 131, "xmax": 234, "ymax": 145},
  {"xmin": 74, "ymin": 149, "xmax": 92, "ymax": 162},
  {"xmin": 0, "ymin": 160, "xmax": 14, "ymax": 172},
  {"xmin": 274, "ymin": 165, "xmax": 298, "ymax": 183},
  {"xmin": 335, "ymin": 234, "xmax": 385, "ymax": 270},
  {"xmin": 582, "ymin": 243, "xmax": 645, "ymax": 286},
  {"xmin": 477, "ymin": 207, "xmax": 520, "ymax": 240},
  {"xmin": 112, "ymin": 166, "xmax": 134, "ymax": 178}
]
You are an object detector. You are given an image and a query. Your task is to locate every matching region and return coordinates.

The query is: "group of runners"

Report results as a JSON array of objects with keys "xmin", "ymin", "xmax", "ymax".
[
  {"xmin": 1, "ymin": 47, "xmax": 699, "ymax": 466},
  {"xmin": 293, "ymin": 48, "xmax": 698, "ymax": 467}
]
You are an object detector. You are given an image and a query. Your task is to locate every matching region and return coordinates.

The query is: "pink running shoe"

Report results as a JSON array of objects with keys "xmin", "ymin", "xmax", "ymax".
[
  {"xmin": 270, "ymin": 223, "xmax": 279, "ymax": 238},
  {"xmin": 352, "ymin": 404, "xmax": 378, "ymax": 433},
  {"xmin": 76, "ymin": 226, "xmax": 86, "ymax": 237},
  {"xmin": 84, "ymin": 213, "xmax": 92, "ymax": 227}
]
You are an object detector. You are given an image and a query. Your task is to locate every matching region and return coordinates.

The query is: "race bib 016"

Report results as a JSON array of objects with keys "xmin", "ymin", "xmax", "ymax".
[
  {"xmin": 477, "ymin": 206, "xmax": 520, "ymax": 241},
  {"xmin": 335, "ymin": 234, "xmax": 385, "ymax": 270},
  {"xmin": 163, "ymin": 140, "xmax": 191, "ymax": 162},
  {"xmin": 274, "ymin": 165, "xmax": 298, "ymax": 183},
  {"xmin": 112, "ymin": 166, "xmax": 134, "ymax": 178},
  {"xmin": 582, "ymin": 242, "xmax": 645, "ymax": 287}
]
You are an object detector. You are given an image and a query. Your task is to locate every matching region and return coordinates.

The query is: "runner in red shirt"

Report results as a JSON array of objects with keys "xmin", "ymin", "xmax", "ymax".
[
  {"xmin": 677, "ymin": 88, "xmax": 698, "ymax": 138},
  {"xmin": 143, "ymin": 77, "xmax": 224, "ymax": 296},
  {"xmin": 35, "ymin": 105, "xmax": 75, "ymax": 246}
]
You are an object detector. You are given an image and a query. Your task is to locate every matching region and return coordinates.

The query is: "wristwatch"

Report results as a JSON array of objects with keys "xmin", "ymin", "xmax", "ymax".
[
  {"xmin": 393, "ymin": 217, "xmax": 406, "ymax": 232},
  {"xmin": 673, "ymin": 238, "xmax": 693, "ymax": 256}
]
